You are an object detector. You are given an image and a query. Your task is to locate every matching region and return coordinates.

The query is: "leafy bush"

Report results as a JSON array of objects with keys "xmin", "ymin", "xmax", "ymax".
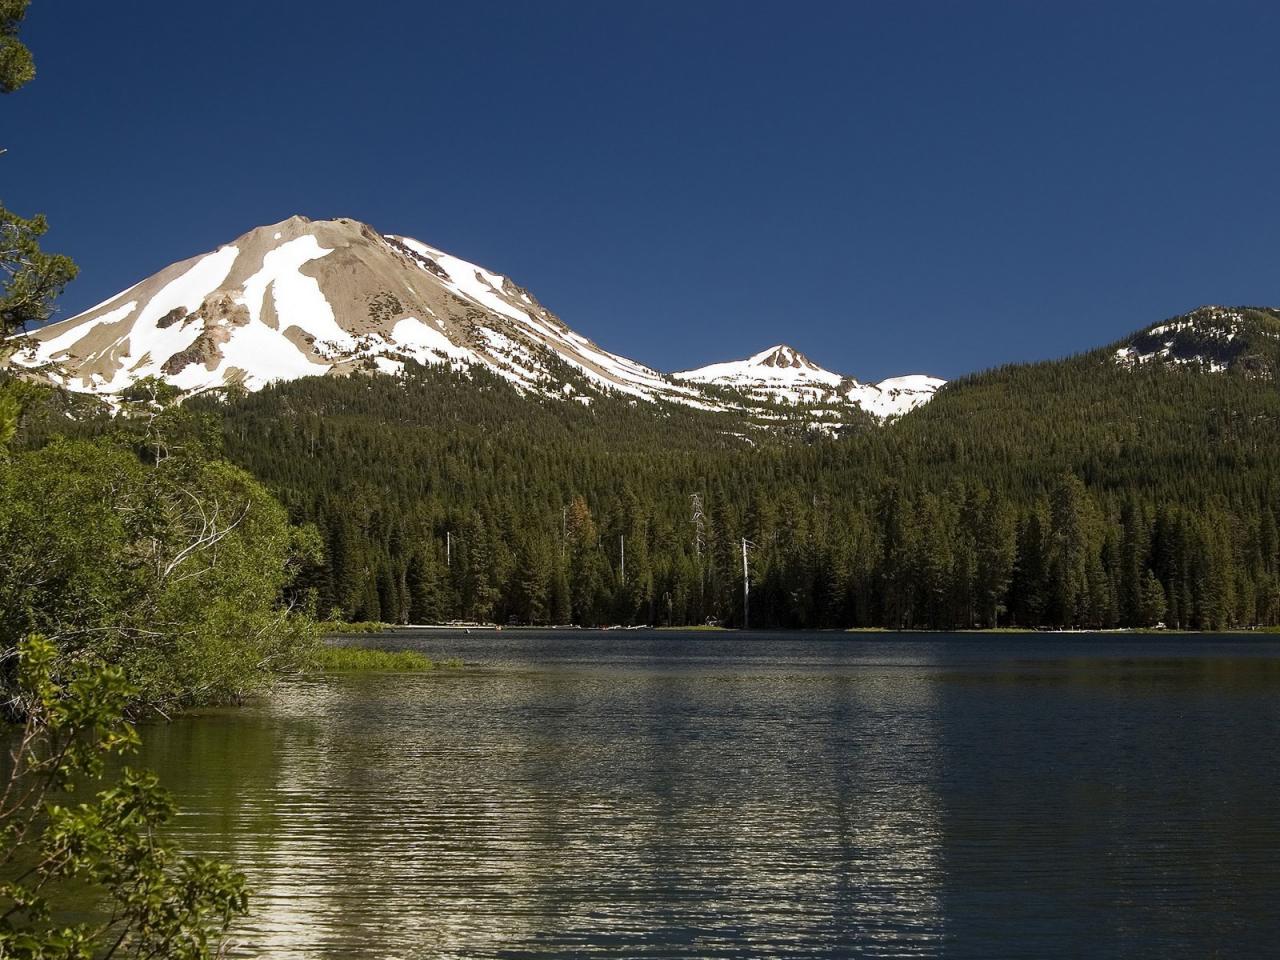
[
  {"xmin": 0, "ymin": 636, "xmax": 249, "ymax": 957},
  {"xmin": 0, "ymin": 436, "xmax": 319, "ymax": 711}
]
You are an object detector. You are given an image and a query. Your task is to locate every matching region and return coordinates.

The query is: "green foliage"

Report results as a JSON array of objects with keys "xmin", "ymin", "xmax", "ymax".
[
  {"xmin": 117, "ymin": 376, "xmax": 185, "ymax": 410},
  {"xmin": 0, "ymin": 0, "xmax": 34, "ymax": 94},
  {"xmin": 1139, "ymin": 570, "xmax": 1168, "ymax": 626},
  {"xmin": 308, "ymin": 645, "xmax": 451, "ymax": 671},
  {"xmin": 0, "ymin": 636, "xmax": 249, "ymax": 958},
  {"xmin": 0, "ymin": 430, "xmax": 320, "ymax": 710},
  {"xmin": 0, "ymin": 207, "xmax": 78, "ymax": 338},
  {"xmin": 317, "ymin": 620, "xmax": 391, "ymax": 634},
  {"xmin": 0, "ymin": 382, "xmax": 19, "ymax": 449}
]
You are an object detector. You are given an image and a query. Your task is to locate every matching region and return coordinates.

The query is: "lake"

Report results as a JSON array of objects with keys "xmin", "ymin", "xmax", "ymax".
[{"xmin": 141, "ymin": 631, "xmax": 1280, "ymax": 959}]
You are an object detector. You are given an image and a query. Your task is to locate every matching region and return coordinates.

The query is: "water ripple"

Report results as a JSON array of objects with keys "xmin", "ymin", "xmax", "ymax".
[{"xmin": 139, "ymin": 632, "xmax": 1280, "ymax": 959}]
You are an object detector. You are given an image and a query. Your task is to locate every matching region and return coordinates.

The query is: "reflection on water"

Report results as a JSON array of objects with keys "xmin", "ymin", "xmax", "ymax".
[{"xmin": 141, "ymin": 632, "xmax": 1280, "ymax": 958}]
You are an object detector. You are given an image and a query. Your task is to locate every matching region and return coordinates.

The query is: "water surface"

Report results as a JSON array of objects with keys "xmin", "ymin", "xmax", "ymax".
[{"xmin": 142, "ymin": 631, "xmax": 1280, "ymax": 958}]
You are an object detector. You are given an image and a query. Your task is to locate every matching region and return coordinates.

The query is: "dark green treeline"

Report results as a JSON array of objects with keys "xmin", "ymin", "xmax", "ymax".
[{"xmin": 168, "ymin": 348, "xmax": 1280, "ymax": 631}]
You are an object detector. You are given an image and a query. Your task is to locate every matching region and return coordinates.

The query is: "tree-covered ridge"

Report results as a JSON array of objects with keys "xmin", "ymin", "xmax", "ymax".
[
  {"xmin": 149, "ymin": 314, "xmax": 1280, "ymax": 631},
  {"xmin": 1110, "ymin": 305, "xmax": 1280, "ymax": 377}
]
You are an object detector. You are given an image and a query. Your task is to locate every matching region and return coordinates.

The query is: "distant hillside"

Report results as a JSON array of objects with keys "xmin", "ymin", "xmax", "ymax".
[{"xmin": 157, "ymin": 318, "xmax": 1278, "ymax": 632}]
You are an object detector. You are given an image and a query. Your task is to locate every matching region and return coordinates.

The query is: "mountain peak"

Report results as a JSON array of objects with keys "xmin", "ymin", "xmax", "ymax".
[
  {"xmin": 675, "ymin": 347, "xmax": 843, "ymax": 386},
  {"xmin": 746, "ymin": 344, "xmax": 822, "ymax": 371},
  {"xmin": 674, "ymin": 345, "xmax": 945, "ymax": 419}
]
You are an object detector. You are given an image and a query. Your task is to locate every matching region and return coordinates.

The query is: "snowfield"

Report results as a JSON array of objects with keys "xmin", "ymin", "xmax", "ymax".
[{"xmin": 676, "ymin": 345, "xmax": 943, "ymax": 417}]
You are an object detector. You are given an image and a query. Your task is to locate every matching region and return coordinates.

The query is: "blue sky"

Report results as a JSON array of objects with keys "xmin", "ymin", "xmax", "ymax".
[{"xmin": 5, "ymin": 1, "xmax": 1278, "ymax": 380}]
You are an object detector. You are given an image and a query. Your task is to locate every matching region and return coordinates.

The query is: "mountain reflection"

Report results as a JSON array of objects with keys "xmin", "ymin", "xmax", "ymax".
[{"xmin": 138, "ymin": 632, "xmax": 1280, "ymax": 959}]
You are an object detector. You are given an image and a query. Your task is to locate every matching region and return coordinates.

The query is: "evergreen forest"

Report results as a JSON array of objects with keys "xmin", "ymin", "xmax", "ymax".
[{"xmin": 60, "ymin": 331, "xmax": 1275, "ymax": 632}]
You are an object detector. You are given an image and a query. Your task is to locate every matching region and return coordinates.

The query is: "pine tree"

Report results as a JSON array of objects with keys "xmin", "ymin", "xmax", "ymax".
[{"xmin": 1138, "ymin": 570, "xmax": 1167, "ymax": 626}]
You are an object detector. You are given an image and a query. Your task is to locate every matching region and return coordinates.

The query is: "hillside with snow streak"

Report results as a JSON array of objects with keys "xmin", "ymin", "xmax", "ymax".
[{"xmin": 8, "ymin": 216, "xmax": 943, "ymax": 422}]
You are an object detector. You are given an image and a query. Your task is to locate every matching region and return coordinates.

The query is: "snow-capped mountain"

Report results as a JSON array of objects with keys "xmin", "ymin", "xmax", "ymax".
[
  {"xmin": 674, "ymin": 345, "xmax": 845, "ymax": 402},
  {"xmin": 9, "ymin": 216, "xmax": 702, "ymax": 404},
  {"xmin": 674, "ymin": 345, "xmax": 943, "ymax": 418},
  {"xmin": 7, "ymin": 216, "xmax": 942, "ymax": 421}
]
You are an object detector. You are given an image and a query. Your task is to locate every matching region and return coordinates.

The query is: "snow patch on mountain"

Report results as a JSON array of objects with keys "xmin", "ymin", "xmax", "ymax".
[
  {"xmin": 241, "ymin": 235, "xmax": 349, "ymax": 348},
  {"xmin": 845, "ymin": 374, "xmax": 947, "ymax": 418},
  {"xmin": 71, "ymin": 244, "xmax": 243, "ymax": 392},
  {"xmin": 388, "ymin": 316, "xmax": 473, "ymax": 362},
  {"xmin": 677, "ymin": 345, "xmax": 844, "ymax": 386},
  {"xmin": 675, "ymin": 345, "xmax": 943, "ymax": 416}
]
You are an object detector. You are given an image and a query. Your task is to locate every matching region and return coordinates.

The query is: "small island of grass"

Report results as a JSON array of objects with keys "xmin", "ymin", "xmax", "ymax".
[{"xmin": 309, "ymin": 646, "xmax": 461, "ymax": 672}]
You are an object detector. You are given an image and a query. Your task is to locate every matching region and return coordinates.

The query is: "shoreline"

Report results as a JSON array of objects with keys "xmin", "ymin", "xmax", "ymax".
[{"xmin": 327, "ymin": 623, "xmax": 1280, "ymax": 637}]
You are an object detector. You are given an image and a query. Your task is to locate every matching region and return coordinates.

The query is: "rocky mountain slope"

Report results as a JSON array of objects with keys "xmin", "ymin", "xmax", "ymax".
[{"xmin": 6, "ymin": 216, "xmax": 940, "ymax": 422}]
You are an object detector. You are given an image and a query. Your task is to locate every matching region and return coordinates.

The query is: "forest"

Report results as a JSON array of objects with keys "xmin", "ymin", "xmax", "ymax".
[{"xmin": 76, "ymin": 334, "xmax": 1276, "ymax": 632}]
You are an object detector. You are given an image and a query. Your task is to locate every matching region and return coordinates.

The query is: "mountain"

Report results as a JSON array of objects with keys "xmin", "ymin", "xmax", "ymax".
[
  {"xmin": 8, "ymin": 216, "xmax": 692, "ymax": 404},
  {"xmin": 1111, "ymin": 305, "xmax": 1280, "ymax": 378},
  {"xmin": 11, "ymin": 254, "xmax": 1280, "ymax": 630},
  {"xmin": 6, "ymin": 215, "xmax": 940, "ymax": 422},
  {"xmin": 674, "ymin": 344, "xmax": 943, "ymax": 418}
]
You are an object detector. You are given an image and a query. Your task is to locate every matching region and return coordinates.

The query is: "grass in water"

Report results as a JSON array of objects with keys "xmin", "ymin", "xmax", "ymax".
[
  {"xmin": 317, "ymin": 620, "xmax": 392, "ymax": 634},
  {"xmin": 310, "ymin": 646, "xmax": 459, "ymax": 671}
]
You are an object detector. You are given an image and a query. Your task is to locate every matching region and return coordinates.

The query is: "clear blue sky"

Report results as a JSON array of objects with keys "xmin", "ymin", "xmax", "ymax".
[{"xmin": 5, "ymin": 1, "xmax": 1278, "ymax": 380}]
